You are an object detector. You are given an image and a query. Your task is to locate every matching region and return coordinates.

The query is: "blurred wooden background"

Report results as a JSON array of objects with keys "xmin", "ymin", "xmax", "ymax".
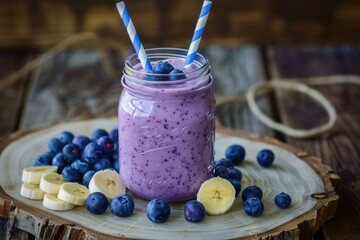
[{"xmin": 1, "ymin": 0, "xmax": 360, "ymax": 49}]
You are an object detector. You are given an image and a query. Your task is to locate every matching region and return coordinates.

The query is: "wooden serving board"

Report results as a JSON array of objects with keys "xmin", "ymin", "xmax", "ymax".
[{"xmin": 0, "ymin": 119, "xmax": 338, "ymax": 240}]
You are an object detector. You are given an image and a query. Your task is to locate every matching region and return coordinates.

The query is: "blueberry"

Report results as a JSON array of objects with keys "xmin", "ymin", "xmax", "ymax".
[
  {"xmin": 33, "ymin": 154, "xmax": 52, "ymax": 166},
  {"xmin": 214, "ymin": 158, "xmax": 234, "ymax": 168},
  {"xmin": 109, "ymin": 128, "xmax": 119, "ymax": 143},
  {"xmin": 83, "ymin": 143, "xmax": 103, "ymax": 165},
  {"xmin": 169, "ymin": 69, "xmax": 186, "ymax": 81},
  {"xmin": 92, "ymin": 129, "xmax": 108, "ymax": 141},
  {"xmin": 227, "ymin": 167, "xmax": 242, "ymax": 181},
  {"xmin": 62, "ymin": 166, "xmax": 82, "ymax": 182},
  {"xmin": 184, "ymin": 200, "xmax": 205, "ymax": 223},
  {"xmin": 52, "ymin": 153, "xmax": 68, "ymax": 173},
  {"xmin": 62, "ymin": 143, "xmax": 81, "ymax": 163},
  {"xmin": 110, "ymin": 195, "xmax": 135, "ymax": 217},
  {"xmin": 86, "ymin": 192, "xmax": 109, "ymax": 214},
  {"xmin": 244, "ymin": 197, "xmax": 264, "ymax": 217},
  {"xmin": 83, "ymin": 170, "xmax": 96, "ymax": 188},
  {"xmin": 113, "ymin": 160, "xmax": 120, "ymax": 172},
  {"xmin": 72, "ymin": 135, "xmax": 91, "ymax": 151},
  {"xmin": 59, "ymin": 131, "xmax": 74, "ymax": 145},
  {"xmin": 145, "ymin": 70, "xmax": 165, "ymax": 81},
  {"xmin": 112, "ymin": 143, "xmax": 119, "ymax": 161},
  {"xmin": 241, "ymin": 185, "xmax": 263, "ymax": 202},
  {"xmin": 214, "ymin": 166, "xmax": 229, "ymax": 178},
  {"xmin": 93, "ymin": 158, "xmax": 112, "ymax": 172},
  {"xmin": 275, "ymin": 192, "xmax": 292, "ymax": 209},
  {"xmin": 71, "ymin": 160, "xmax": 90, "ymax": 175},
  {"xmin": 96, "ymin": 136, "xmax": 114, "ymax": 155},
  {"xmin": 257, "ymin": 149, "xmax": 275, "ymax": 167},
  {"xmin": 146, "ymin": 198, "xmax": 171, "ymax": 223},
  {"xmin": 227, "ymin": 179, "xmax": 241, "ymax": 197},
  {"xmin": 225, "ymin": 144, "xmax": 246, "ymax": 165},
  {"xmin": 48, "ymin": 138, "xmax": 63, "ymax": 153},
  {"xmin": 153, "ymin": 61, "xmax": 174, "ymax": 74},
  {"xmin": 43, "ymin": 151, "xmax": 56, "ymax": 160}
]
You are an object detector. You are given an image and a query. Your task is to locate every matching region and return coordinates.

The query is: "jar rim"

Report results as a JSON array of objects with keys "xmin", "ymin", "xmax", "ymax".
[{"xmin": 124, "ymin": 48, "xmax": 210, "ymax": 85}]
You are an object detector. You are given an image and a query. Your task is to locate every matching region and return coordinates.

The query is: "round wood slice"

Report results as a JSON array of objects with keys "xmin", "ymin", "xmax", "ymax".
[{"xmin": 0, "ymin": 119, "xmax": 339, "ymax": 240}]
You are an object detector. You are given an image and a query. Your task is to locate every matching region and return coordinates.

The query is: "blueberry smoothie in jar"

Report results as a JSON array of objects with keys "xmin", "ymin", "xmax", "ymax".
[{"xmin": 118, "ymin": 48, "xmax": 215, "ymax": 202}]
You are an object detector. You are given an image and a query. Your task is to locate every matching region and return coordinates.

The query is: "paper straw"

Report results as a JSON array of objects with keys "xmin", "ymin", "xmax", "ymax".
[
  {"xmin": 116, "ymin": 2, "xmax": 152, "ymax": 71},
  {"xmin": 184, "ymin": 0, "xmax": 213, "ymax": 68}
]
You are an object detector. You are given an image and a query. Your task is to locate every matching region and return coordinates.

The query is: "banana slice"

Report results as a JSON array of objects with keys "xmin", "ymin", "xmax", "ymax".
[
  {"xmin": 20, "ymin": 182, "xmax": 45, "ymax": 200},
  {"xmin": 197, "ymin": 177, "xmax": 236, "ymax": 215},
  {"xmin": 22, "ymin": 166, "xmax": 58, "ymax": 184},
  {"xmin": 88, "ymin": 169, "xmax": 126, "ymax": 199},
  {"xmin": 57, "ymin": 182, "xmax": 90, "ymax": 206},
  {"xmin": 39, "ymin": 173, "xmax": 65, "ymax": 194},
  {"xmin": 43, "ymin": 193, "xmax": 75, "ymax": 211}
]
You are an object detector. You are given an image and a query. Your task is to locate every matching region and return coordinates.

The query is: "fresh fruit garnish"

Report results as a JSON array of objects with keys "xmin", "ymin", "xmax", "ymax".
[
  {"xmin": 22, "ymin": 166, "xmax": 58, "ymax": 184},
  {"xmin": 93, "ymin": 158, "xmax": 112, "ymax": 172},
  {"xmin": 43, "ymin": 193, "xmax": 75, "ymax": 211},
  {"xmin": 82, "ymin": 170, "xmax": 96, "ymax": 188},
  {"xmin": 20, "ymin": 182, "xmax": 45, "ymax": 200},
  {"xmin": 227, "ymin": 167, "xmax": 242, "ymax": 181},
  {"xmin": 62, "ymin": 166, "xmax": 82, "ymax": 183},
  {"xmin": 72, "ymin": 135, "xmax": 91, "ymax": 151},
  {"xmin": 184, "ymin": 200, "xmax": 205, "ymax": 223},
  {"xmin": 109, "ymin": 128, "xmax": 119, "ymax": 143},
  {"xmin": 110, "ymin": 195, "xmax": 134, "ymax": 217},
  {"xmin": 71, "ymin": 160, "xmax": 90, "ymax": 175},
  {"xmin": 257, "ymin": 149, "xmax": 275, "ymax": 167},
  {"xmin": 88, "ymin": 169, "xmax": 126, "ymax": 199},
  {"xmin": 214, "ymin": 158, "xmax": 234, "ymax": 169},
  {"xmin": 241, "ymin": 185, "xmax": 263, "ymax": 202},
  {"xmin": 83, "ymin": 143, "xmax": 103, "ymax": 165},
  {"xmin": 227, "ymin": 179, "xmax": 241, "ymax": 197},
  {"xmin": 32, "ymin": 154, "xmax": 52, "ymax": 167},
  {"xmin": 214, "ymin": 166, "xmax": 229, "ymax": 178},
  {"xmin": 62, "ymin": 143, "xmax": 81, "ymax": 163},
  {"xmin": 274, "ymin": 192, "xmax": 291, "ymax": 209},
  {"xmin": 51, "ymin": 153, "xmax": 67, "ymax": 173},
  {"xmin": 96, "ymin": 136, "xmax": 114, "ymax": 155},
  {"xmin": 197, "ymin": 177, "xmax": 235, "ymax": 215},
  {"xmin": 91, "ymin": 129, "xmax": 108, "ymax": 141},
  {"xmin": 48, "ymin": 138, "xmax": 63, "ymax": 153},
  {"xmin": 57, "ymin": 182, "xmax": 90, "ymax": 206},
  {"xmin": 146, "ymin": 198, "xmax": 171, "ymax": 223},
  {"xmin": 225, "ymin": 144, "xmax": 246, "ymax": 165},
  {"xmin": 86, "ymin": 192, "xmax": 109, "ymax": 215},
  {"xmin": 244, "ymin": 197, "xmax": 264, "ymax": 217},
  {"xmin": 153, "ymin": 61, "xmax": 174, "ymax": 74},
  {"xmin": 59, "ymin": 131, "xmax": 74, "ymax": 145},
  {"xmin": 169, "ymin": 68, "xmax": 186, "ymax": 81},
  {"xmin": 39, "ymin": 173, "xmax": 65, "ymax": 194}
]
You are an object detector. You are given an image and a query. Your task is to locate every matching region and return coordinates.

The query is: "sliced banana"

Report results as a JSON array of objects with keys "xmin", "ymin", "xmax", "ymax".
[
  {"xmin": 197, "ymin": 177, "xmax": 236, "ymax": 215},
  {"xmin": 20, "ymin": 182, "xmax": 45, "ymax": 200},
  {"xmin": 88, "ymin": 169, "xmax": 126, "ymax": 199},
  {"xmin": 43, "ymin": 193, "xmax": 75, "ymax": 211},
  {"xmin": 22, "ymin": 166, "xmax": 58, "ymax": 184},
  {"xmin": 57, "ymin": 182, "xmax": 90, "ymax": 206},
  {"xmin": 39, "ymin": 173, "xmax": 65, "ymax": 194}
]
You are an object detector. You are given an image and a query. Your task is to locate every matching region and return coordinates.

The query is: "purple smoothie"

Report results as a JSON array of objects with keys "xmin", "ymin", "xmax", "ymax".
[{"xmin": 118, "ymin": 48, "xmax": 215, "ymax": 202}]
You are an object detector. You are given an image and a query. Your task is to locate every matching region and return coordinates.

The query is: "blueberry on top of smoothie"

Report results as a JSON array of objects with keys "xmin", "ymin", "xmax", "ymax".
[
  {"xmin": 169, "ymin": 69, "xmax": 186, "ymax": 81},
  {"xmin": 154, "ymin": 61, "xmax": 174, "ymax": 74}
]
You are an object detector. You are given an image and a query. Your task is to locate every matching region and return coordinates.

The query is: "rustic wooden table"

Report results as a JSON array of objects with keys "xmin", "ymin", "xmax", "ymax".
[{"xmin": 0, "ymin": 46, "xmax": 359, "ymax": 240}]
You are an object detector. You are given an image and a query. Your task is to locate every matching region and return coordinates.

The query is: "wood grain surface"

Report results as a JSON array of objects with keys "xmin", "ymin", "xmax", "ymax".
[
  {"xmin": 0, "ymin": 119, "xmax": 338, "ymax": 240},
  {"xmin": 268, "ymin": 47, "xmax": 360, "ymax": 240},
  {"xmin": 2, "ymin": 0, "xmax": 360, "ymax": 48}
]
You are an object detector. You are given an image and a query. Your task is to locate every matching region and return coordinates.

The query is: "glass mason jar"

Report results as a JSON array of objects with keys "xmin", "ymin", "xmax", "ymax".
[{"xmin": 118, "ymin": 48, "xmax": 215, "ymax": 202}]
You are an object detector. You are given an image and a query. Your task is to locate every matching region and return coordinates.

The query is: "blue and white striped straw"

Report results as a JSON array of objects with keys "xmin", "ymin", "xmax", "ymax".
[
  {"xmin": 116, "ymin": 2, "xmax": 152, "ymax": 71},
  {"xmin": 184, "ymin": 0, "xmax": 213, "ymax": 68}
]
